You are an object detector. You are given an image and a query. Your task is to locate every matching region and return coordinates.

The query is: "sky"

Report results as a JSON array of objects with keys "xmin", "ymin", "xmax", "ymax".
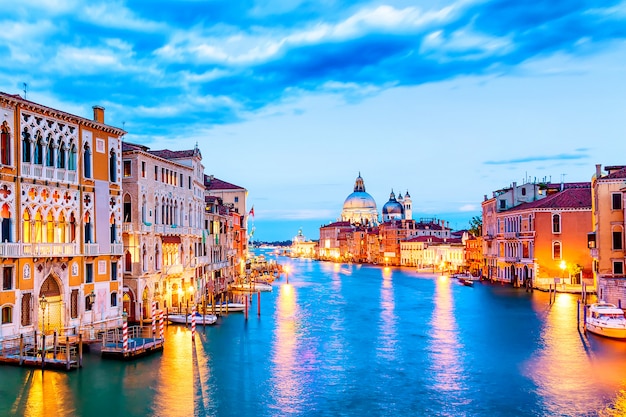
[{"xmin": 1, "ymin": 0, "xmax": 626, "ymax": 242}]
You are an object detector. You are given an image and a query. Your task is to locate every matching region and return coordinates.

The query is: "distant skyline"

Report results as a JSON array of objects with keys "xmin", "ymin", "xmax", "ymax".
[{"xmin": 2, "ymin": 1, "xmax": 625, "ymax": 241}]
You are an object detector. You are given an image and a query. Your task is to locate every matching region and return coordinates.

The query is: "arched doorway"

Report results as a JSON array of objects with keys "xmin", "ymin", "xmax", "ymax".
[
  {"xmin": 39, "ymin": 275, "xmax": 63, "ymax": 335},
  {"xmin": 123, "ymin": 289, "xmax": 135, "ymax": 323}
]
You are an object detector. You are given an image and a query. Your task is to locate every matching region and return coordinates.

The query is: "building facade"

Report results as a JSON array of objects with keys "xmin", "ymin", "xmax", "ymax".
[{"xmin": 0, "ymin": 92, "xmax": 125, "ymax": 338}]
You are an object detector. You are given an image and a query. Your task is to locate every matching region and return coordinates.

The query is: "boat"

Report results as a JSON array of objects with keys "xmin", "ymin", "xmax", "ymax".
[
  {"xmin": 585, "ymin": 302, "xmax": 626, "ymax": 339},
  {"xmin": 458, "ymin": 277, "xmax": 474, "ymax": 287},
  {"xmin": 167, "ymin": 312, "xmax": 218, "ymax": 325},
  {"xmin": 206, "ymin": 302, "xmax": 246, "ymax": 313},
  {"xmin": 230, "ymin": 282, "xmax": 273, "ymax": 292}
]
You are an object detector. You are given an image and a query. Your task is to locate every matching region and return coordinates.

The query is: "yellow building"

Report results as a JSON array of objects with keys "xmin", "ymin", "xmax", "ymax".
[
  {"xmin": 0, "ymin": 92, "xmax": 125, "ymax": 338},
  {"xmin": 589, "ymin": 164, "xmax": 626, "ymax": 304}
]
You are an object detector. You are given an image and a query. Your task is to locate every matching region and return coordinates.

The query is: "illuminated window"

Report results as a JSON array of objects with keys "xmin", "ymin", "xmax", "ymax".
[
  {"xmin": 553, "ymin": 241, "xmax": 561, "ymax": 260},
  {"xmin": 1, "ymin": 306, "xmax": 12, "ymax": 324},
  {"xmin": 1, "ymin": 203, "xmax": 11, "ymax": 243}
]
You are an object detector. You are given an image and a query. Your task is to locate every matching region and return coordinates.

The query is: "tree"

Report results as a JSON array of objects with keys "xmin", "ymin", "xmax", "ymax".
[{"xmin": 468, "ymin": 215, "xmax": 482, "ymax": 237}]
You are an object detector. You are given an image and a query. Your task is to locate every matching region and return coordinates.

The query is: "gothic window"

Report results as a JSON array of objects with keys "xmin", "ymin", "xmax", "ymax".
[
  {"xmin": 84, "ymin": 212, "xmax": 92, "ymax": 243},
  {"xmin": 58, "ymin": 212, "xmax": 66, "ymax": 243},
  {"xmin": 46, "ymin": 134, "xmax": 55, "ymax": 167},
  {"xmin": 46, "ymin": 211, "xmax": 54, "ymax": 243},
  {"xmin": 110, "ymin": 214, "xmax": 117, "ymax": 244},
  {"xmin": 22, "ymin": 209, "xmax": 31, "ymax": 243},
  {"xmin": 1, "ymin": 203, "xmax": 11, "ymax": 243},
  {"xmin": 34, "ymin": 132, "xmax": 43, "ymax": 165},
  {"xmin": 83, "ymin": 144, "xmax": 91, "ymax": 178},
  {"xmin": 0, "ymin": 122, "xmax": 10, "ymax": 165},
  {"xmin": 123, "ymin": 194, "xmax": 131, "ymax": 222},
  {"xmin": 109, "ymin": 149, "xmax": 117, "ymax": 182},
  {"xmin": 68, "ymin": 143, "xmax": 77, "ymax": 171},
  {"xmin": 125, "ymin": 251, "xmax": 132, "ymax": 272},
  {"xmin": 69, "ymin": 212, "xmax": 76, "ymax": 242},
  {"xmin": 34, "ymin": 210, "xmax": 43, "ymax": 243},
  {"xmin": 22, "ymin": 129, "xmax": 31, "ymax": 163},
  {"xmin": 57, "ymin": 141, "xmax": 66, "ymax": 169}
]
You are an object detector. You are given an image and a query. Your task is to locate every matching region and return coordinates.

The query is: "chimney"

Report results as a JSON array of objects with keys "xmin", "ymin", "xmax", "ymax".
[
  {"xmin": 595, "ymin": 164, "xmax": 602, "ymax": 179},
  {"xmin": 92, "ymin": 105, "xmax": 105, "ymax": 123}
]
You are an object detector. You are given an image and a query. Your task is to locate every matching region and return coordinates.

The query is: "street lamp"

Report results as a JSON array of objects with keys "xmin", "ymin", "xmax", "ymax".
[{"xmin": 39, "ymin": 295, "xmax": 47, "ymax": 334}]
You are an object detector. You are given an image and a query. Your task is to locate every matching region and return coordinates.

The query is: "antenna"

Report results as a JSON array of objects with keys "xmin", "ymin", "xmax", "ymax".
[{"xmin": 22, "ymin": 83, "xmax": 28, "ymax": 99}]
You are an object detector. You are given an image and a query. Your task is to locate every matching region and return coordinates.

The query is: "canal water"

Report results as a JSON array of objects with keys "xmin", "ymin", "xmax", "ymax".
[{"xmin": 2, "ymin": 252, "xmax": 626, "ymax": 417}]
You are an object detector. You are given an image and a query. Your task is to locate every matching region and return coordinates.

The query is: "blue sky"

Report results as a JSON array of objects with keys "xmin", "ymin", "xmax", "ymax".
[{"xmin": 2, "ymin": 0, "xmax": 625, "ymax": 241}]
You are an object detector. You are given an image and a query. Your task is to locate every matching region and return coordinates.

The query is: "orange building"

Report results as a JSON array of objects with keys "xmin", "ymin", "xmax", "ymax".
[{"xmin": 0, "ymin": 92, "xmax": 125, "ymax": 338}]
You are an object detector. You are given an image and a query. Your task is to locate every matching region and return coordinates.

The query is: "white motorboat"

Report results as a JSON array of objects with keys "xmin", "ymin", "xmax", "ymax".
[
  {"xmin": 230, "ymin": 282, "xmax": 273, "ymax": 292},
  {"xmin": 585, "ymin": 302, "xmax": 626, "ymax": 339},
  {"xmin": 168, "ymin": 312, "xmax": 218, "ymax": 325},
  {"xmin": 206, "ymin": 302, "xmax": 246, "ymax": 313}
]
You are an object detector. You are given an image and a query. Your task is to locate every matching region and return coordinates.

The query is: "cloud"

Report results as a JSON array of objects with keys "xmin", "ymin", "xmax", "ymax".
[{"xmin": 484, "ymin": 152, "xmax": 590, "ymax": 165}]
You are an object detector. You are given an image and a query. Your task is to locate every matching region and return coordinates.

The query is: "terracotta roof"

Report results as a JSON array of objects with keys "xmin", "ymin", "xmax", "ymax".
[
  {"xmin": 149, "ymin": 149, "xmax": 196, "ymax": 159},
  {"xmin": 122, "ymin": 141, "xmax": 149, "ymax": 152},
  {"xmin": 603, "ymin": 166, "xmax": 626, "ymax": 180},
  {"xmin": 204, "ymin": 175, "xmax": 245, "ymax": 190},
  {"xmin": 406, "ymin": 236, "xmax": 444, "ymax": 243},
  {"xmin": 321, "ymin": 221, "xmax": 352, "ymax": 229},
  {"xmin": 507, "ymin": 186, "xmax": 591, "ymax": 212}
]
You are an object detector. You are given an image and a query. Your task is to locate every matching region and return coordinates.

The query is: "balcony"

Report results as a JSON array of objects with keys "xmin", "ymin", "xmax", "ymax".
[
  {"xmin": 503, "ymin": 232, "xmax": 518, "ymax": 239},
  {"xmin": 0, "ymin": 242, "xmax": 21, "ymax": 257},
  {"xmin": 84, "ymin": 243, "xmax": 99, "ymax": 256},
  {"xmin": 111, "ymin": 243, "xmax": 124, "ymax": 255},
  {"xmin": 164, "ymin": 264, "xmax": 183, "ymax": 276},
  {"xmin": 22, "ymin": 242, "xmax": 80, "ymax": 257}
]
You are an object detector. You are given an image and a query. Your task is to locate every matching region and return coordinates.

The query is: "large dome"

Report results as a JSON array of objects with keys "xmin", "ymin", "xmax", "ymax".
[
  {"xmin": 341, "ymin": 174, "xmax": 379, "ymax": 226},
  {"xmin": 382, "ymin": 190, "xmax": 404, "ymax": 221}
]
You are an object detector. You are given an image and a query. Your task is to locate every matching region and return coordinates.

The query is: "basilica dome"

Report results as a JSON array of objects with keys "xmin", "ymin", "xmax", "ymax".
[
  {"xmin": 341, "ymin": 174, "xmax": 379, "ymax": 226},
  {"xmin": 382, "ymin": 190, "xmax": 404, "ymax": 221}
]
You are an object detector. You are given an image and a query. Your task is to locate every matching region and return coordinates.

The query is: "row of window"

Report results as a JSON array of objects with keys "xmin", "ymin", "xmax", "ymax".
[
  {"xmin": 122, "ymin": 160, "xmax": 194, "ymax": 191},
  {"xmin": 1, "ymin": 291, "xmax": 119, "ymax": 325},
  {"xmin": 1, "ymin": 262, "xmax": 118, "ymax": 291}
]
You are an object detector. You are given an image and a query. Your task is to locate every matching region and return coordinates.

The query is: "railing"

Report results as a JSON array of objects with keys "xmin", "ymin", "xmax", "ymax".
[
  {"xmin": 84, "ymin": 243, "xmax": 99, "ymax": 256},
  {"xmin": 111, "ymin": 243, "xmax": 124, "ymax": 255},
  {"xmin": 22, "ymin": 242, "xmax": 79, "ymax": 257},
  {"xmin": 122, "ymin": 223, "xmax": 133, "ymax": 232},
  {"xmin": 0, "ymin": 242, "xmax": 21, "ymax": 257},
  {"xmin": 21, "ymin": 163, "xmax": 78, "ymax": 184},
  {"xmin": 503, "ymin": 232, "xmax": 518, "ymax": 239}
]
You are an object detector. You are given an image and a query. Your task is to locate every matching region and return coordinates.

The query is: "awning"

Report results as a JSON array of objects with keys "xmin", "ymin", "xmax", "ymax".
[{"xmin": 161, "ymin": 236, "xmax": 181, "ymax": 244}]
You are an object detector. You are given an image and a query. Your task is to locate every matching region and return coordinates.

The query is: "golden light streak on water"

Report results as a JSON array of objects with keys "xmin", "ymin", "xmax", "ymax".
[
  {"xmin": 427, "ymin": 277, "xmax": 465, "ymax": 393},
  {"xmin": 12, "ymin": 370, "xmax": 74, "ymax": 417},
  {"xmin": 526, "ymin": 293, "xmax": 626, "ymax": 415},
  {"xmin": 270, "ymin": 283, "xmax": 302, "ymax": 414},
  {"xmin": 377, "ymin": 266, "xmax": 397, "ymax": 360},
  {"xmin": 153, "ymin": 326, "xmax": 195, "ymax": 416}
]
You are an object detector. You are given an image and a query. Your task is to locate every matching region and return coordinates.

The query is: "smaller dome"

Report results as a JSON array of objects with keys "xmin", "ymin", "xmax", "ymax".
[{"xmin": 382, "ymin": 190, "xmax": 404, "ymax": 216}]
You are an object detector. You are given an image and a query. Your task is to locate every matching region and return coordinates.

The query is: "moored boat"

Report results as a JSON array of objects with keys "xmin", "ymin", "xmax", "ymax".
[
  {"xmin": 585, "ymin": 302, "xmax": 626, "ymax": 339},
  {"xmin": 230, "ymin": 282, "xmax": 273, "ymax": 292},
  {"xmin": 206, "ymin": 302, "xmax": 246, "ymax": 313},
  {"xmin": 168, "ymin": 312, "xmax": 218, "ymax": 325}
]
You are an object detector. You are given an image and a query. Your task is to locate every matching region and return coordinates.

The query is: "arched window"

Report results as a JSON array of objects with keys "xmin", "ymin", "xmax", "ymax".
[
  {"xmin": 34, "ymin": 210, "xmax": 43, "ymax": 243},
  {"xmin": 1, "ymin": 305, "xmax": 12, "ymax": 324},
  {"xmin": 46, "ymin": 211, "xmax": 54, "ymax": 243},
  {"xmin": 125, "ymin": 251, "xmax": 132, "ymax": 272},
  {"xmin": 0, "ymin": 122, "xmax": 11, "ymax": 165},
  {"xmin": 22, "ymin": 209, "xmax": 31, "ymax": 243},
  {"xmin": 110, "ymin": 214, "xmax": 117, "ymax": 244},
  {"xmin": 553, "ymin": 241, "xmax": 561, "ymax": 260},
  {"xmin": 69, "ymin": 212, "xmax": 76, "ymax": 242},
  {"xmin": 123, "ymin": 194, "xmax": 131, "ymax": 222},
  {"xmin": 58, "ymin": 212, "xmax": 66, "ymax": 243},
  {"xmin": 84, "ymin": 212, "xmax": 92, "ymax": 243},
  {"xmin": 22, "ymin": 129, "xmax": 31, "ymax": 163},
  {"xmin": 83, "ymin": 144, "xmax": 91, "ymax": 178},
  {"xmin": 34, "ymin": 132, "xmax": 43, "ymax": 165},
  {"xmin": 46, "ymin": 134, "xmax": 55, "ymax": 167},
  {"xmin": 109, "ymin": 149, "xmax": 117, "ymax": 182},
  {"xmin": 1, "ymin": 203, "xmax": 11, "ymax": 243},
  {"xmin": 552, "ymin": 214, "xmax": 561, "ymax": 234},
  {"xmin": 57, "ymin": 140, "xmax": 66, "ymax": 169},
  {"xmin": 68, "ymin": 143, "xmax": 77, "ymax": 171}
]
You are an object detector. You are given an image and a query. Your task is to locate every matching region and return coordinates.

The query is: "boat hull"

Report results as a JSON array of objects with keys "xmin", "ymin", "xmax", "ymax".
[
  {"xmin": 206, "ymin": 303, "xmax": 246, "ymax": 313},
  {"xmin": 585, "ymin": 322, "xmax": 626, "ymax": 339},
  {"xmin": 168, "ymin": 314, "xmax": 218, "ymax": 325}
]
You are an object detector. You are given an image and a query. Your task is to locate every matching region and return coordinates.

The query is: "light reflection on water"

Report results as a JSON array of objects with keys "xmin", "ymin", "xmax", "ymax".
[{"xmin": 5, "ymin": 256, "xmax": 626, "ymax": 416}]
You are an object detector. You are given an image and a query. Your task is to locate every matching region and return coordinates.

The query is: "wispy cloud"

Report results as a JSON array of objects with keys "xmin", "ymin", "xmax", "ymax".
[{"xmin": 484, "ymin": 152, "xmax": 590, "ymax": 165}]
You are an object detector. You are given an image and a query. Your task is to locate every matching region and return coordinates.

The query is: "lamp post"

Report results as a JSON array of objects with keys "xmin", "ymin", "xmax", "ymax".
[
  {"xmin": 560, "ymin": 260, "xmax": 567, "ymax": 287},
  {"xmin": 88, "ymin": 290, "xmax": 96, "ymax": 339},
  {"xmin": 39, "ymin": 294, "xmax": 47, "ymax": 334}
]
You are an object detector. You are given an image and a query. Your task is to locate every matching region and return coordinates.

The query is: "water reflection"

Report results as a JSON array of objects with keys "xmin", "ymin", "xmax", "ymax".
[
  {"xmin": 270, "ymin": 283, "xmax": 303, "ymax": 414},
  {"xmin": 528, "ymin": 294, "xmax": 626, "ymax": 415},
  {"xmin": 12, "ymin": 370, "xmax": 73, "ymax": 417},
  {"xmin": 426, "ymin": 277, "xmax": 466, "ymax": 397},
  {"xmin": 377, "ymin": 267, "xmax": 397, "ymax": 361},
  {"xmin": 152, "ymin": 326, "xmax": 194, "ymax": 416}
]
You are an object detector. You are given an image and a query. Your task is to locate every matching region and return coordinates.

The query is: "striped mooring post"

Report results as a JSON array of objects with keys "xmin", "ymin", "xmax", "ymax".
[
  {"xmin": 151, "ymin": 301, "xmax": 157, "ymax": 337},
  {"xmin": 122, "ymin": 319, "xmax": 128, "ymax": 352},
  {"xmin": 159, "ymin": 310, "xmax": 164, "ymax": 341},
  {"xmin": 191, "ymin": 305, "xmax": 196, "ymax": 341}
]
